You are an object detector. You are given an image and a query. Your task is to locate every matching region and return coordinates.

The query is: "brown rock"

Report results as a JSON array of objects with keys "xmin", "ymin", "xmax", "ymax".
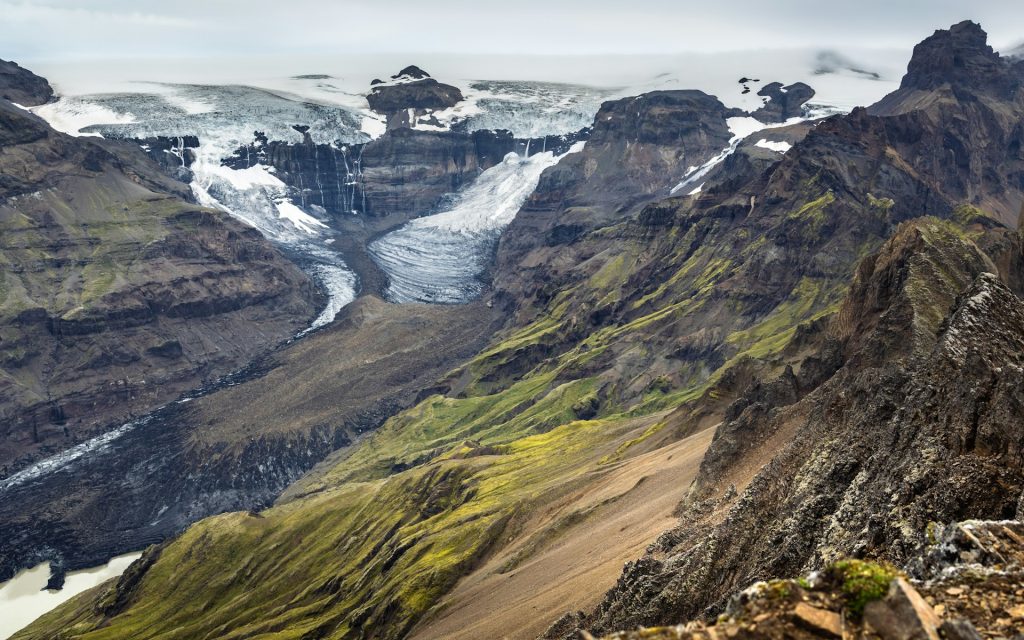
[
  {"xmin": 791, "ymin": 602, "xmax": 843, "ymax": 637},
  {"xmin": 863, "ymin": 578, "xmax": 941, "ymax": 640}
]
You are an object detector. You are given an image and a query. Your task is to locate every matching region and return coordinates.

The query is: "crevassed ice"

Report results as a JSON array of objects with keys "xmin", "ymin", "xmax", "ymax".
[
  {"xmin": 32, "ymin": 86, "xmax": 364, "ymax": 331},
  {"xmin": 369, "ymin": 145, "xmax": 582, "ymax": 304}
]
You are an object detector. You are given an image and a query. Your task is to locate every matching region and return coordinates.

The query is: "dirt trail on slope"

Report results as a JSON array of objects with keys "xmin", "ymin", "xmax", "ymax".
[{"xmin": 410, "ymin": 426, "xmax": 716, "ymax": 640}]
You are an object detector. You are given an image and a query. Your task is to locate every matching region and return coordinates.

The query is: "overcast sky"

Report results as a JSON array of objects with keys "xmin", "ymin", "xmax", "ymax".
[{"xmin": 3, "ymin": 0, "xmax": 1023, "ymax": 61}]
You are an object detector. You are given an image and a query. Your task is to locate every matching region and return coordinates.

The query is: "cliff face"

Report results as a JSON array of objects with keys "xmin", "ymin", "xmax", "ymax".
[
  {"xmin": 552, "ymin": 219, "xmax": 1024, "ymax": 636},
  {"xmin": 225, "ymin": 128, "xmax": 521, "ymax": 218},
  {"xmin": 0, "ymin": 91, "xmax": 319, "ymax": 477},
  {"xmin": 0, "ymin": 58, "xmax": 53, "ymax": 106}
]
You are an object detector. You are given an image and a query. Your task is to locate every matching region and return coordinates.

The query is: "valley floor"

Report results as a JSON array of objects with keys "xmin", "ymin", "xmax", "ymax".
[{"xmin": 409, "ymin": 427, "xmax": 714, "ymax": 640}]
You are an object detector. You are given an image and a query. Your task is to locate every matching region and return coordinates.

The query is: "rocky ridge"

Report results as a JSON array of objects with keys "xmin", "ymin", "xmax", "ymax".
[
  {"xmin": 588, "ymin": 520, "xmax": 1024, "ymax": 640},
  {"xmin": 0, "ymin": 84, "xmax": 318, "ymax": 483},
  {"xmin": 14, "ymin": 20, "xmax": 1024, "ymax": 640},
  {"xmin": 0, "ymin": 58, "xmax": 53, "ymax": 106}
]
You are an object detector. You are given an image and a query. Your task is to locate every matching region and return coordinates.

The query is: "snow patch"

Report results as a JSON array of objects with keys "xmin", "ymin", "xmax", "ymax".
[
  {"xmin": 275, "ymin": 199, "xmax": 328, "ymax": 234},
  {"xmin": 754, "ymin": 138, "xmax": 793, "ymax": 153},
  {"xmin": 671, "ymin": 115, "xmax": 805, "ymax": 195}
]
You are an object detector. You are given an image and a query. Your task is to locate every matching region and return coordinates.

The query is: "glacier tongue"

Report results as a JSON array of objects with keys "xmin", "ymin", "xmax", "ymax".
[
  {"xmin": 33, "ymin": 86, "xmax": 364, "ymax": 332},
  {"xmin": 369, "ymin": 147, "xmax": 577, "ymax": 304}
]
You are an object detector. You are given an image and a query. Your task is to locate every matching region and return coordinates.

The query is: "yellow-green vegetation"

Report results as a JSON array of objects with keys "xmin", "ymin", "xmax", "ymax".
[
  {"xmin": 23, "ymin": 404, "xmax": 667, "ymax": 640},
  {"xmin": 787, "ymin": 190, "xmax": 836, "ymax": 232},
  {"xmin": 19, "ymin": 175, "xmax": 869, "ymax": 640},
  {"xmin": 902, "ymin": 218, "xmax": 991, "ymax": 335},
  {"xmin": 0, "ymin": 186, "xmax": 195, "ymax": 319},
  {"xmin": 827, "ymin": 559, "xmax": 901, "ymax": 617},
  {"xmin": 867, "ymin": 192, "xmax": 895, "ymax": 215},
  {"xmin": 725, "ymin": 277, "xmax": 844, "ymax": 360}
]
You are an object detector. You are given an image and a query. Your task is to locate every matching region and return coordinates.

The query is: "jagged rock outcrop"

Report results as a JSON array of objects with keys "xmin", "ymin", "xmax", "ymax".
[
  {"xmin": 0, "ymin": 75, "xmax": 319, "ymax": 478},
  {"xmin": 751, "ymin": 82, "xmax": 815, "ymax": 122},
  {"xmin": 367, "ymin": 67, "xmax": 465, "ymax": 130},
  {"xmin": 896, "ymin": 20, "xmax": 1023, "ymax": 96},
  {"xmin": 0, "ymin": 58, "xmax": 53, "ymax": 106},
  {"xmin": 546, "ymin": 218, "xmax": 1024, "ymax": 637},
  {"xmin": 590, "ymin": 521, "xmax": 1024, "ymax": 639}
]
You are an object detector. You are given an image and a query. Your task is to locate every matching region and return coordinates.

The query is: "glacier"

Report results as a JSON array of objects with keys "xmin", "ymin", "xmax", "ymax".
[{"xmin": 369, "ymin": 146, "xmax": 579, "ymax": 304}]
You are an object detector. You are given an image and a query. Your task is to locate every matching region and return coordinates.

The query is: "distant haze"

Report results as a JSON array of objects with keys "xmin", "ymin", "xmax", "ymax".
[{"xmin": 2, "ymin": 0, "xmax": 1023, "ymax": 61}]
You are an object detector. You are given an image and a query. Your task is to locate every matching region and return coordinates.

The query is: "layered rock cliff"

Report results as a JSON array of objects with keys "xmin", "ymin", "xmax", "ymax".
[{"xmin": 0, "ymin": 85, "xmax": 319, "ymax": 477}]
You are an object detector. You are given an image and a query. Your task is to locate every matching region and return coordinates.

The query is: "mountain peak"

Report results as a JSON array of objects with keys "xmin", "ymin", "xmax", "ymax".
[
  {"xmin": 900, "ymin": 20, "xmax": 1008, "ymax": 92},
  {"xmin": 0, "ymin": 58, "xmax": 54, "ymax": 106}
]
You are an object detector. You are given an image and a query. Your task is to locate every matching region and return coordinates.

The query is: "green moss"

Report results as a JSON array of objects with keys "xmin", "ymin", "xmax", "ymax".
[
  {"xmin": 867, "ymin": 193, "xmax": 895, "ymax": 214},
  {"xmin": 788, "ymin": 190, "xmax": 836, "ymax": 228},
  {"xmin": 829, "ymin": 559, "xmax": 901, "ymax": 618},
  {"xmin": 725, "ymin": 277, "xmax": 842, "ymax": 360}
]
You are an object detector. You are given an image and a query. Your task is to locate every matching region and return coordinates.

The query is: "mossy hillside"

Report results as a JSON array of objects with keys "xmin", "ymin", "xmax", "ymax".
[
  {"xmin": 19, "ymin": 407, "xmax": 668, "ymax": 640},
  {"xmin": 0, "ymin": 184, "xmax": 195, "ymax": 319},
  {"xmin": 19, "ymin": 188, "xmax": 888, "ymax": 640}
]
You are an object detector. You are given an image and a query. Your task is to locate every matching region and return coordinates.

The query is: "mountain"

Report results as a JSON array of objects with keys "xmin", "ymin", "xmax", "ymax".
[
  {"xmin": 0, "ymin": 95, "xmax": 322, "ymax": 481},
  {"xmin": 0, "ymin": 58, "xmax": 53, "ymax": 106},
  {"xmin": 13, "ymin": 20, "xmax": 1024, "ymax": 640}
]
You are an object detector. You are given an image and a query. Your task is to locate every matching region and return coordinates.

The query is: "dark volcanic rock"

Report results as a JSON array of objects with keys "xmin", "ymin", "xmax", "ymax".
[
  {"xmin": 897, "ymin": 20, "xmax": 1022, "ymax": 95},
  {"xmin": 134, "ymin": 135, "xmax": 200, "ymax": 183},
  {"xmin": 366, "ymin": 68, "xmax": 465, "ymax": 130},
  {"xmin": 0, "ymin": 58, "xmax": 54, "ymax": 106},
  {"xmin": 225, "ymin": 126, "xmax": 587, "ymax": 219},
  {"xmin": 751, "ymin": 82, "xmax": 815, "ymax": 122},
  {"xmin": 225, "ymin": 128, "xmax": 518, "ymax": 217}
]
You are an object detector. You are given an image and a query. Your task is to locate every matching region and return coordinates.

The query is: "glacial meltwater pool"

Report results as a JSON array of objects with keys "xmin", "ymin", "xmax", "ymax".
[{"xmin": 0, "ymin": 552, "xmax": 142, "ymax": 639}]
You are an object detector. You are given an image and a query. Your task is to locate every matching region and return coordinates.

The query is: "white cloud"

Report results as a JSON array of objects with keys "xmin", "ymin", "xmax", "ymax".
[{"xmin": 2, "ymin": 0, "xmax": 1023, "ymax": 60}]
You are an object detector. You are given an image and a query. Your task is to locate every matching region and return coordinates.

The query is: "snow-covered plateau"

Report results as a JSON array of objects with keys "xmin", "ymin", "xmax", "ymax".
[{"xmin": 27, "ymin": 48, "xmax": 902, "ymax": 320}]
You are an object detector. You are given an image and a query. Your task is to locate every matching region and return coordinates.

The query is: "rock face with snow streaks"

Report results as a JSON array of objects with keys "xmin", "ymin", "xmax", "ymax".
[{"xmin": 0, "ymin": 95, "xmax": 318, "ymax": 479}]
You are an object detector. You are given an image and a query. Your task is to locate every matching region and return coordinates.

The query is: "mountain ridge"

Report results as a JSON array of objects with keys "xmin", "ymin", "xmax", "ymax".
[{"xmin": 10, "ymin": 19, "xmax": 1024, "ymax": 640}]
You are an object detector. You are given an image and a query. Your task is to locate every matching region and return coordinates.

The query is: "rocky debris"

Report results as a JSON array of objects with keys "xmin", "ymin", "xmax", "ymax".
[
  {"xmin": 751, "ymin": 82, "xmax": 815, "ymax": 122},
  {"xmin": 591, "ymin": 522, "xmax": 1024, "ymax": 639},
  {"xmin": 366, "ymin": 67, "xmax": 465, "ymax": 130},
  {"xmin": 863, "ymin": 578, "xmax": 940, "ymax": 639},
  {"xmin": 0, "ymin": 58, "xmax": 53, "ymax": 106}
]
